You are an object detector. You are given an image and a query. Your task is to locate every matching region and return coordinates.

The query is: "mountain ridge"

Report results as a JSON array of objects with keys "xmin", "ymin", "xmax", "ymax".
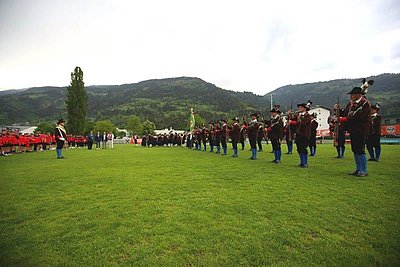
[{"xmin": 0, "ymin": 74, "xmax": 399, "ymax": 129}]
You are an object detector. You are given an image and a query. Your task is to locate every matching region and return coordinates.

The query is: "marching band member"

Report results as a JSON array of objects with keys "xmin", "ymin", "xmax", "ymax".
[
  {"xmin": 366, "ymin": 103, "xmax": 382, "ymax": 162},
  {"xmin": 220, "ymin": 119, "xmax": 228, "ymax": 155},
  {"xmin": 55, "ymin": 118, "xmax": 67, "ymax": 159},
  {"xmin": 309, "ymin": 113, "xmax": 318, "ymax": 156},
  {"xmin": 215, "ymin": 121, "xmax": 221, "ymax": 154},
  {"xmin": 339, "ymin": 87, "xmax": 371, "ymax": 177},
  {"xmin": 231, "ymin": 117, "xmax": 240, "ymax": 157},
  {"xmin": 267, "ymin": 107, "xmax": 284, "ymax": 163},
  {"xmin": 248, "ymin": 112, "xmax": 259, "ymax": 160},
  {"xmin": 289, "ymin": 101, "xmax": 312, "ymax": 168},
  {"xmin": 239, "ymin": 122, "xmax": 247, "ymax": 150},
  {"xmin": 208, "ymin": 121, "xmax": 215, "ymax": 153}
]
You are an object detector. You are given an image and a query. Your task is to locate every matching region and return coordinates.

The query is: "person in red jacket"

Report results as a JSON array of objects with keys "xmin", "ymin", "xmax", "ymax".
[
  {"xmin": 339, "ymin": 87, "xmax": 371, "ymax": 177},
  {"xmin": 9, "ymin": 131, "xmax": 19, "ymax": 154},
  {"xmin": 0, "ymin": 131, "xmax": 4, "ymax": 156}
]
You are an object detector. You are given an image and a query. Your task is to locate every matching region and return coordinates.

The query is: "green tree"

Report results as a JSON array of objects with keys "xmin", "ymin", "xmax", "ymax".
[
  {"xmin": 142, "ymin": 119, "xmax": 156, "ymax": 135},
  {"xmin": 194, "ymin": 113, "xmax": 205, "ymax": 127},
  {"xmin": 126, "ymin": 115, "xmax": 143, "ymax": 136},
  {"xmin": 84, "ymin": 120, "xmax": 95, "ymax": 135},
  {"xmin": 93, "ymin": 120, "xmax": 117, "ymax": 135},
  {"xmin": 34, "ymin": 122, "xmax": 54, "ymax": 134},
  {"xmin": 66, "ymin": 66, "xmax": 88, "ymax": 135}
]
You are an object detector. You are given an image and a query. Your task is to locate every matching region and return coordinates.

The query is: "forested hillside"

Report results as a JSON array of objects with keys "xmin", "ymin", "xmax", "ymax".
[{"xmin": 0, "ymin": 74, "xmax": 399, "ymax": 129}]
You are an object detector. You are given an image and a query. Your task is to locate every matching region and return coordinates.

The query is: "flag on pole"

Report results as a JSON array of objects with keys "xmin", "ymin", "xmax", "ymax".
[{"xmin": 189, "ymin": 108, "xmax": 195, "ymax": 131}]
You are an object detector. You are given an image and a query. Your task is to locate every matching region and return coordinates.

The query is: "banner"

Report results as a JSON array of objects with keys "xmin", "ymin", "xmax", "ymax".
[
  {"xmin": 316, "ymin": 129, "xmax": 331, "ymax": 137},
  {"xmin": 381, "ymin": 124, "xmax": 400, "ymax": 136}
]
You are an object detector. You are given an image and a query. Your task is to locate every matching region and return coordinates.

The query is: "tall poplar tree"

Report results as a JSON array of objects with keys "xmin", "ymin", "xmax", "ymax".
[{"xmin": 66, "ymin": 66, "xmax": 87, "ymax": 135}]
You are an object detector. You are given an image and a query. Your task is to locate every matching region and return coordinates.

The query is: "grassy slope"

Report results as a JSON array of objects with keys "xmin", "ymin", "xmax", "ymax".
[{"xmin": 0, "ymin": 144, "xmax": 399, "ymax": 266}]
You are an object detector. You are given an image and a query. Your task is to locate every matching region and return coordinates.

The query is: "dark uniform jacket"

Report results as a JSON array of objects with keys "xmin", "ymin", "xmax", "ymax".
[
  {"xmin": 231, "ymin": 122, "xmax": 240, "ymax": 140},
  {"xmin": 55, "ymin": 125, "xmax": 67, "ymax": 142},
  {"xmin": 369, "ymin": 113, "xmax": 381, "ymax": 136},
  {"xmin": 310, "ymin": 119, "xmax": 318, "ymax": 138},
  {"xmin": 343, "ymin": 97, "xmax": 371, "ymax": 134},
  {"xmin": 292, "ymin": 112, "xmax": 312, "ymax": 138},
  {"xmin": 248, "ymin": 120, "xmax": 259, "ymax": 140},
  {"xmin": 268, "ymin": 115, "xmax": 283, "ymax": 140}
]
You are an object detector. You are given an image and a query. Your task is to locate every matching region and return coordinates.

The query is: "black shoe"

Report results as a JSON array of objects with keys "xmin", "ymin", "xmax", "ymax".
[
  {"xmin": 271, "ymin": 160, "xmax": 277, "ymax": 163},
  {"xmin": 368, "ymin": 158, "xmax": 375, "ymax": 161},
  {"xmin": 348, "ymin": 171, "xmax": 359, "ymax": 175},
  {"xmin": 356, "ymin": 172, "xmax": 368, "ymax": 177},
  {"xmin": 300, "ymin": 164, "xmax": 308, "ymax": 168},
  {"xmin": 275, "ymin": 160, "xmax": 281, "ymax": 164}
]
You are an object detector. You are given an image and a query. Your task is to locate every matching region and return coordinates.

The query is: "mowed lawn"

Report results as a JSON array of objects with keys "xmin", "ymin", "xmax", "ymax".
[{"xmin": 0, "ymin": 144, "xmax": 399, "ymax": 266}]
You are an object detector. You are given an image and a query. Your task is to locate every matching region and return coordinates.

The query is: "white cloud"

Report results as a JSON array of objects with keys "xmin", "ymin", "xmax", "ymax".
[{"xmin": 0, "ymin": 0, "xmax": 399, "ymax": 94}]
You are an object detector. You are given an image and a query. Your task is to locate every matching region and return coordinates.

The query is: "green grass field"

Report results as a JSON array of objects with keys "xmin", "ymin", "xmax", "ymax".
[{"xmin": 1, "ymin": 144, "xmax": 399, "ymax": 266}]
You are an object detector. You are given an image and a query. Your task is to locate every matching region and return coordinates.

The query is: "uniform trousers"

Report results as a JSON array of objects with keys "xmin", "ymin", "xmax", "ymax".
[
  {"xmin": 350, "ymin": 132, "xmax": 366, "ymax": 155},
  {"xmin": 271, "ymin": 138, "xmax": 281, "ymax": 150},
  {"xmin": 295, "ymin": 135, "xmax": 308, "ymax": 154}
]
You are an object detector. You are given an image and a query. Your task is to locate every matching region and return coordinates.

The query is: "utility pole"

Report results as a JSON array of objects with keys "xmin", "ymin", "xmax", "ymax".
[{"xmin": 270, "ymin": 93, "xmax": 274, "ymax": 110}]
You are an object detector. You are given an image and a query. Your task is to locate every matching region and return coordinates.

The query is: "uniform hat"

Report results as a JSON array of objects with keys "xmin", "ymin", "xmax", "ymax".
[
  {"xmin": 57, "ymin": 118, "xmax": 65, "ymax": 124},
  {"xmin": 273, "ymin": 104, "xmax": 281, "ymax": 111},
  {"xmin": 371, "ymin": 102, "xmax": 380, "ymax": 110},
  {"xmin": 221, "ymin": 119, "xmax": 227, "ymax": 123},
  {"xmin": 233, "ymin": 117, "xmax": 240, "ymax": 122},
  {"xmin": 297, "ymin": 100, "xmax": 312, "ymax": 111},
  {"xmin": 347, "ymin": 87, "xmax": 363, "ymax": 94},
  {"xmin": 250, "ymin": 112, "xmax": 260, "ymax": 117}
]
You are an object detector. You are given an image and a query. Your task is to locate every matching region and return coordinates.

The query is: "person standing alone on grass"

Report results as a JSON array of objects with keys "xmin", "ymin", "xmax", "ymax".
[
  {"xmin": 339, "ymin": 87, "xmax": 371, "ymax": 177},
  {"xmin": 55, "ymin": 118, "xmax": 67, "ymax": 159}
]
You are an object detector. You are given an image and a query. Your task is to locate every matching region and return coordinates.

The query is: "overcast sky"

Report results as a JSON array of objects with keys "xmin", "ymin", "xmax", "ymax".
[{"xmin": 0, "ymin": 0, "xmax": 399, "ymax": 95}]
